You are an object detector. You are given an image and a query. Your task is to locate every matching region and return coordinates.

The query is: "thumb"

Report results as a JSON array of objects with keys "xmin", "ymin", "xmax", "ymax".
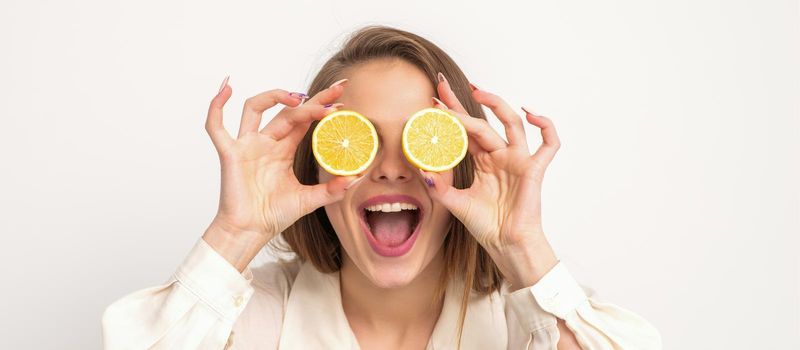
[
  {"xmin": 299, "ymin": 174, "xmax": 365, "ymax": 214},
  {"xmin": 417, "ymin": 169, "xmax": 471, "ymax": 219}
]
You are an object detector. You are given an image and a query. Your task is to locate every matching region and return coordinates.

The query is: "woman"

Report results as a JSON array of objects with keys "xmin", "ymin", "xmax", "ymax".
[{"xmin": 102, "ymin": 26, "xmax": 661, "ymax": 349}]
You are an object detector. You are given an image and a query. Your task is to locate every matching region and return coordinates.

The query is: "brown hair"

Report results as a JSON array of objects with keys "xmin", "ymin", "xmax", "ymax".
[{"xmin": 275, "ymin": 25, "xmax": 504, "ymax": 346}]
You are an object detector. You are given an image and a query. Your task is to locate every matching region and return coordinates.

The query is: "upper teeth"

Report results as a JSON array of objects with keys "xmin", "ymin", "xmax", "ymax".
[{"xmin": 365, "ymin": 202, "xmax": 419, "ymax": 212}]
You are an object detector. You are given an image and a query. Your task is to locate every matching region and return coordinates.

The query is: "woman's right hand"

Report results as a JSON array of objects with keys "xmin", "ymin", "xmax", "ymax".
[{"xmin": 201, "ymin": 78, "xmax": 359, "ymax": 271}]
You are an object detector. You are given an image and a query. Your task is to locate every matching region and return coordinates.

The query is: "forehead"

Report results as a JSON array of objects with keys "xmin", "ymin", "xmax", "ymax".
[{"xmin": 336, "ymin": 59, "xmax": 435, "ymax": 128}]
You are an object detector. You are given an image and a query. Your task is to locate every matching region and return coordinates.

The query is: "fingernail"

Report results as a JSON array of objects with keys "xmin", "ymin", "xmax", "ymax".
[
  {"xmin": 432, "ymin": 96, "xmax": 445, "ymax": 106},
  {"xmin": 345, "ymin": 175, "xmax": 365, "ymax": 190},
  {"xmin": 521, "ymin": 106, "xmax": 540, "ymax": 117},
  {"xmin": 289, "ymin": 92, "xmax": 309, "ymax": 100},
  {"xmin": 419, "ymin": 169, "xmax": 435, "ymax": 188},
  {"xmin": 437, "ymin": 72, "xmax": 447, "ymax": 84},
  {"xmin": 324, "ymin": 103, "xmax": 344, "ymax": 109},
  {"xmin": 329, "ymin": 78, "xmax": 349, "ymax": 89},
  {"xmin": 218, "ymin": 75, "xmax": 230, "ymax": 93}
]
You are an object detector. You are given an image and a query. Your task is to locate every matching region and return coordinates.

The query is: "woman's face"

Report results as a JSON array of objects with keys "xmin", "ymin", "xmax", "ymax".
[{"xmin": 318, "ymin": 59, "xmax": 453, "ymax": 289}]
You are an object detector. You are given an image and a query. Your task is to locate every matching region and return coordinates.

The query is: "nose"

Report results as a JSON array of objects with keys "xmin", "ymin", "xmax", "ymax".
[{"xmin": 369, "ymin": 138, "xmax": 415, "ymax": 184}]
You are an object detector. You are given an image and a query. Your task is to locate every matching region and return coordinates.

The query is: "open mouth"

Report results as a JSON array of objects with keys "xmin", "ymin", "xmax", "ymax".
[{"xmin": 358, "ymin": 195, "xmax": 424, "ymax": 257}]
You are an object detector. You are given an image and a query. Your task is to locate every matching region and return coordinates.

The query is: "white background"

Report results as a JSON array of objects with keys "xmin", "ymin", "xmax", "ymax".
[{"xmin": 1, "ymin": 0, "xmax": 797, "ymax": 348}]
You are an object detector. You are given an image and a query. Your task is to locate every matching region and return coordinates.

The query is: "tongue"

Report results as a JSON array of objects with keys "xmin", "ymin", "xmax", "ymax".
[{"xmin": 366, "ymin": 211, "xmax": 415, "ymax": 247}]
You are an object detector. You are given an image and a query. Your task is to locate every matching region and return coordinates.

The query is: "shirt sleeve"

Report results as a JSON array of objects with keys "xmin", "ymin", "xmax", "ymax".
[
  {"xmin": 101, "ymin": 238, "xmax": 258, "ymax": 350},
  {"xmin": 504, "ymin": 261, "xmax": 662, "ymax": 349}
]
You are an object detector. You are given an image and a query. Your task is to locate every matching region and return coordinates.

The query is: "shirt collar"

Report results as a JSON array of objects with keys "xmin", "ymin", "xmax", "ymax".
[{"xmin": 279, "ymin": 261, "xmax": 508, "ymax": 349}]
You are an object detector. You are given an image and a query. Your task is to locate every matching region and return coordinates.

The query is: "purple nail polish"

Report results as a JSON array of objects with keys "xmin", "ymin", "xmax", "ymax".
[
  {"xmin": 289, "ymin": 92, "xmax": 309, "ymax": 99},
  {"xmin": 324, "ymin": 103, "xmax": 333, "ymax": 108},
  {"xmin": 424, "ymin": 177, "xmax": 435, "ymax": 187}
]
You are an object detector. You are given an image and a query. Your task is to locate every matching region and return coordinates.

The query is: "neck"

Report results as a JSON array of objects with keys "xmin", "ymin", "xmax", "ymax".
[{"xmin": 340, "ymin": 254, "xmax": 445, "ymax": 331}]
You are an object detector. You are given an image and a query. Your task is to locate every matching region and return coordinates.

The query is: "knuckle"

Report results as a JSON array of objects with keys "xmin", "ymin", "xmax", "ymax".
[
  {"xmin": 506, "ymin": 114, "xmax": 524, "ymax": 126},
  {"xmin": 209, "ymin": 94, "xmax": 221, "ymax": 104},
  {"xmin": 482, "ymin": 99, "xmax": 499, "ymax": 109},
  {"xmin": 243, "ymin": 97, "xmax": 256, "ymax": 109},
  {"xmin": 481, "ymin": 90, "xmax": 498, "ymax": 100},
  {"xmin": 218, "ymin": 149, "xmax": 237, "ymax": 163},
  {"xmin": 528, "ymin": 163, "xmax": 547, "ymax": 178}
]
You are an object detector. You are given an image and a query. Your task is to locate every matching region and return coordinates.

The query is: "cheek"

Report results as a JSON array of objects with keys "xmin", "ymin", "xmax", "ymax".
[
  {"xmin": 430, "ymin": 171, "xmax": 455, "ymax": 233},
  {"xmin": 323, "ymin": 204, "xmax": 346, "ymax": 239},
  {"xmin": 323, "ymin": 203, "xmax": 360, "ymax": 254},
  {"xmin": 318, "ymin": 169, "xmax": 332, "ymax": 184},
  {"xmin": 426, "ymin": 206, "xmax": 452, "ymax": 246}
]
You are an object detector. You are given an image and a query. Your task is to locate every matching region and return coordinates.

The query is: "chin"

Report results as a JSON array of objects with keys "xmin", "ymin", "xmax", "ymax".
[{"xmin": 361, "ymin": 261, "xmax": 423, "ymax": 289}]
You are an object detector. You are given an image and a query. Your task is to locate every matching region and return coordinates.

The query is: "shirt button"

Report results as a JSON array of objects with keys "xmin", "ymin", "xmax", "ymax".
[{"xmin": 233, "ymin": 295, "xmax": 244, "ymax": 307}]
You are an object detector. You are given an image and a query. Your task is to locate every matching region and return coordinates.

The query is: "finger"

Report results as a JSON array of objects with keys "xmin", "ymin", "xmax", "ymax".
[
  {"xmin": 260, "ymin": 80, "xmax": 348, "ymax": 139},
  {"xmin": 465, "ymin": 135, "xmax": 484, "ymax": 157},
  {"xmin": 436, "ymin": 72, "xmax": 469, "ymax": 115},
  {"xmin": 433, "ymin": 97, "xmax": 506, "ymax": 153},
  {"xmin": 470, "ymin": 88, "xmax": 528, "ymax": 148},
  {"xmin": 417, "ymin": 169, "xmax": 472, "ymax": 221},
  {"xmin": 262, "ymin": 101, "xmax": 344, "ymax": 141},
  {"xmin": 239, "ymin": 89, "xmax": 305, "ymax": 138},
  {"xmin": 206, "ymin": 83, "xmax": 235, "ymax": 153},
  {"xmin": 304, "ymin": 78, "xmax": 349, "ymax": 105},
  {"xmin": 278, "ymin": 103, "xmax": 345, "ymax": 148},
  {"xmin": 298, "ymin": 174, "xmax": 364, "ymax": 215},
  {"xmin": 521, "ymin": 108, "xmax": 561, "ymax": 168}
]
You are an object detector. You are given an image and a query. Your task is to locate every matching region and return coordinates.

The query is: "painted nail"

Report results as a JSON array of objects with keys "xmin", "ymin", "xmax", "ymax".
[
  {"xmin": 324, "ymin": 103, "xmax": 344, "ymax": 109},
  {"xmin": 345, "ymin": 175, "xmax": 366, "ymax": 190},
  {"xmin": 432, "ymin": 96, "xmax": 445, "ymax": 106},
  {"xmin": 329, "ymin": 78, "xmax": 349, "ymax": 89},
  {"xmin": 419, "ymin": 169, "xmax": 435, "ymax": 188},
  {"xmin": 218, "ymin": 75, "xmax": 230, "ymax": 93},
  {"xmin": 289, "ymin": 92, "xmax": 309, "ymax": 99},
  {"xmin": 521, "ymin": 106, "xmax": 539, "ymax": 117},
  {"xmin": 437, "ymin": 72, "xmax": 447, "ymax": 84},
  {"xmin": 468, "ymin": 82, "xmax": 480, "ymax": 91}
]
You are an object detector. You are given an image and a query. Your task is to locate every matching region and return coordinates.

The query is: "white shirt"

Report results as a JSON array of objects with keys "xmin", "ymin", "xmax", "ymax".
[{"xmin": 102, "ymin": 238, "xmax": 662, "ymax": 349}]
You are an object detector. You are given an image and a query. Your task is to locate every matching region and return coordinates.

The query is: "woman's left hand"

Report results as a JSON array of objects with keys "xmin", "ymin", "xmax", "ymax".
[{"xmin": 419, "ymin": 74, "xmax": 561, "ymax": 289}]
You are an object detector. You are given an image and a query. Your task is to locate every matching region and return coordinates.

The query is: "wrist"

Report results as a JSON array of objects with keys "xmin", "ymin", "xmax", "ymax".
[
  {"xmin": 201, "ymin": 218, "xmax": 269, "ymax": 272},
  {"xmin": 489, "ymin": 232, "xmax": 559, "ymax": 291}
]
